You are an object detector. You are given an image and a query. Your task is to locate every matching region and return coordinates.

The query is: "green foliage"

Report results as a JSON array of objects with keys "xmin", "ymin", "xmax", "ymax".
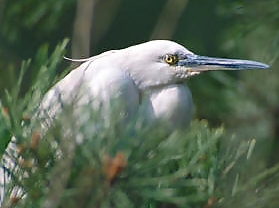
[
  {"xmin": 217, "ymin": 0, "xmax": 279, "ymax": 167},
  {"xmin": 1, "ymin": 0, "xmax": 279, "ymax": 207},
  {"xmin": 0, "ymin": 53, "xmax": 224, "ymax": 206},
  {"xmin": 1, "ymin": 0, "xmax": 75, "ymax": 44},
  {"xmin": 1, "ymin": 41, "xmax": 279, "ymax": 208},
  {"xmin": 0, "ymin": 39, "xmax": 69, "ymax": 157},
  {"xmin": 11, "ymin": 118, "xmax": 222, "ymax": 208}
]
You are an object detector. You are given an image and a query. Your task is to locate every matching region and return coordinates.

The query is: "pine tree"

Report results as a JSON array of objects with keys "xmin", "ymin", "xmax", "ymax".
[{"xmin": 1, "ymin": 40, "xmax": 279, "ymax": 208}]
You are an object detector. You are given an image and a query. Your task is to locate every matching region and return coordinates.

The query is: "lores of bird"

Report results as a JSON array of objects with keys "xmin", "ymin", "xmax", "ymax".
[{"xmin": 41, "ymin": 40, "xmax": 269, "ymax": 133}]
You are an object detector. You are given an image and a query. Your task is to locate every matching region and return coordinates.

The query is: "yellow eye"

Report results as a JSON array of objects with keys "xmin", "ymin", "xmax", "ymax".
[{"xmin": 164, "ymin": 54, "xmax": 178, "ymax": 65}]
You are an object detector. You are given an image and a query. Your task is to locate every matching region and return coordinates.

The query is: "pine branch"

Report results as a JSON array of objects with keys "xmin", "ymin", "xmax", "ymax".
[{"xmin": 1, "ymin": 39, "xmax": 279, "ymax": 208}]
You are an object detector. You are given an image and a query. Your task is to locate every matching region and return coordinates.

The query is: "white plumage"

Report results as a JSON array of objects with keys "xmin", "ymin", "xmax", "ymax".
[{"xmin": 0, "ymin": 40, "xmax": 269, "ymax": 204}]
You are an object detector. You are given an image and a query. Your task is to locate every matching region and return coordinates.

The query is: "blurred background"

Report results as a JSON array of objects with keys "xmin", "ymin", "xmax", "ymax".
[{"xmin": 0, "ymin": 0, "xmax": 278, "ymax": 184}]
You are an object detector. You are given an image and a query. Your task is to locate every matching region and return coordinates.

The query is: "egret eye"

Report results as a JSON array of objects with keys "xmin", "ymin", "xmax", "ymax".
[{"xmin": 164, "ymin": 54, "xmax": 178, "ymax": 65}]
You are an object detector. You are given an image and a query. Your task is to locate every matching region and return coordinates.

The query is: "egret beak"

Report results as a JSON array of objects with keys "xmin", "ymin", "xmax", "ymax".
[{"xmin": 178, "ymin": 54, "xmax": 269, "ymax": 71}]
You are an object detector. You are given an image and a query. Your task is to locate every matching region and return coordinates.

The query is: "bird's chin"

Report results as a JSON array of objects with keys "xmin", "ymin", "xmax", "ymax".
[
  {"xmin": 187, "ymin": 70, "xmax": 200, "ymax": 77},
  {"xmin": 174, "ymin": 67, "xmax": 201, "ymax": 80},
  {"xmin": 173, "ymin": 71, "xmax": 200, "ymax": 81}
]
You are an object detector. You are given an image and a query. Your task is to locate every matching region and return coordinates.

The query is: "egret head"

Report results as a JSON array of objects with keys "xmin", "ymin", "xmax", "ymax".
[{"xmin": 113, "ymin": 40, "xmax": 269, "ymax": 89}]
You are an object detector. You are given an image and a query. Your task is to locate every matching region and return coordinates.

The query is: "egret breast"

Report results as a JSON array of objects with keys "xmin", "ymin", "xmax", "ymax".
[{"xmin": 143, "ymin": 84, "xmax": 193, "ymax": 131}]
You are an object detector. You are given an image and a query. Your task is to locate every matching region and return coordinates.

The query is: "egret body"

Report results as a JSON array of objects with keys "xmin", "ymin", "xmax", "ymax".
[
  {"xmin": 42, "ymin": 40, "xmax": 269, "ymax": 132},
  {"xmin": 0, "ymin": 40, "xmax": 269, "ymax": 205}
]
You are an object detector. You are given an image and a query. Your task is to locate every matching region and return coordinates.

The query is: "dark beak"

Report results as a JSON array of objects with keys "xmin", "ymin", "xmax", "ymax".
[{"xmin": 179, "ymin": 54, "xmax": 269, "ymax": 71}]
